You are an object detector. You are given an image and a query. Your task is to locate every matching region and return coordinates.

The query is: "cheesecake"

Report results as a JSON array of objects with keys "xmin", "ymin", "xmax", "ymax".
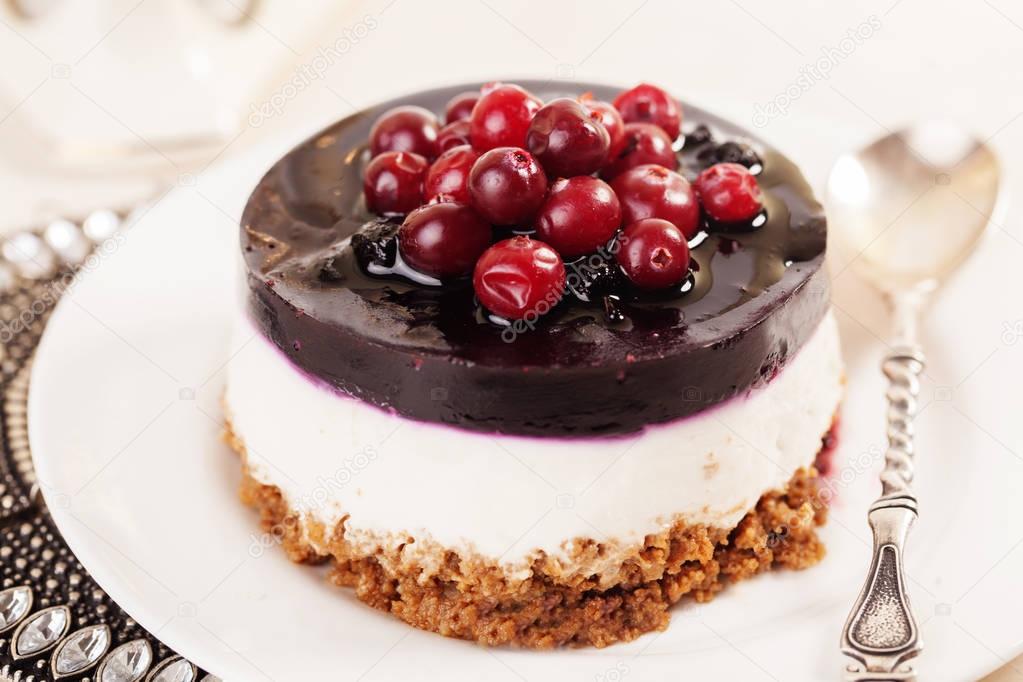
[{"xmin": 224, "ymin": 80, "xmax": 842, "ymax": 648}]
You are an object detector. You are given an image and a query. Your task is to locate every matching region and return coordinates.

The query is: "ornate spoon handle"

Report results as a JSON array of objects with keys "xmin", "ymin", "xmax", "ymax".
[{"xmin": 841, "ymin": 345, "xmax": 925, "ymax": 681}]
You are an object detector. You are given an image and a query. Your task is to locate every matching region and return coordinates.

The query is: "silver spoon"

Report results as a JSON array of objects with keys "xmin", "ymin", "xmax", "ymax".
[{"xmin": 826, "ymin": 121, "xmax": 1002, "ymax": 681}]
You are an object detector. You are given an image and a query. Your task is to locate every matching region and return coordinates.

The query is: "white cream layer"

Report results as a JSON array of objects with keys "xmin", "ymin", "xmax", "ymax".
[{"xmin": 225, "ymin": 311, "xmax": 842, "ymax": 572}]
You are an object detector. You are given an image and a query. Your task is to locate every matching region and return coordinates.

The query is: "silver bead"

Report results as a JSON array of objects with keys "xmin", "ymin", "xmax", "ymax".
[
  {"xmin": 83, "ymin": 209, "xmax": 122, "ymax": 243},
  {"xmin": 2, "ymin": 232, "xmax": 57, "ymax": 279},
  {"xmin": 44, "ymin": 218, "xmax": 91, "ymax": 265}
]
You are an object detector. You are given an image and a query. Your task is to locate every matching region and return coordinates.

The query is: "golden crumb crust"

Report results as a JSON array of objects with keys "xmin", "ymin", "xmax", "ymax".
[{"xmin": 228, "ymin": 420, "xmax": 831, "ymax": 648}]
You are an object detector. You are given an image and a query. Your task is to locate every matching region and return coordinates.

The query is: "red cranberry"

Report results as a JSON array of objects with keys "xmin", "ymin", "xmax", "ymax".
[
  {"xmin": 601, "ymin": 122, "xmax": 677, "ymax": 180},
  {"xmin": 473, "ymin": 236, "xmax": 566, "ymax": 320},
  {"xmin": 470, "ymin": 83, "xmax": 542, "ymax": 151},
  {"xmin": 398, "ymin": 202, "xmax": 492, "ymax": 278},
  {"xmin": 611, "ymin": 164, "xmax": 700, "ymax": 239},
  {"xmin": 437, "ymin": 120, "xmax": 472, "ymax": 153},
  {"xmin": 369, "ymin": 106, "xmax": 440, "ymax": 160},
  {"xmin": 525, "ymin": 98, "xmax": 610, "ymax": 178},
  {"xmin": 363, "ymin": 151, "xmax": 428, "ymax": 215},
  {"xmin": 613, "ymin": 83, "xmax": 682, "ymax": 139},
  {"xmin": 615, "ymin": 218, "xmax": 691, "ymax": 289},
  {"xmin": 445, "ymin": 91, "xmax": 479, "ymax": 123},
  {"xmin": 694, "ymin": 162, "xmax": 764, "ymax": 223},
  {"xmin": 535, "ymin": 177, "xmax": 621, "ymax": 258},
  {"xmin": 424, "ymin": 145, "xmax": 480, "ymax": 204},
  {"xmin": 468, "ymin": 147, "xmax": 548, "ymax": 225},
  {"xmin": 579, "ymin": 93, "xmax": 626, "ymax": 160}
]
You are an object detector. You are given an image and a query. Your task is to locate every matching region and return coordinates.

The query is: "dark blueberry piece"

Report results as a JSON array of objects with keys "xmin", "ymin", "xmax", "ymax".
[
  {"xmin": 318, "ymin": 256, "xmax": 345, "ymax": 282},
  {"xmin": 695, "ymin": 140, "xmax": 763, "ymax": 173},
  {"xmin": 603, "ymin": 294, "xmax": 626, "ymax": 323},
  {"xmin": 716, "ymin": 142, "xmax": 765, "ymax": 167},
  {"xmin": 351, "ymin": 218, "xmax": 401, "ymax": 271},
  {"xmin": 684, "ymin": 124, "xmax": 713, "ymax": 147},
  {"xmin": 717, "ymin": 238, "xmax": 742, "ymax": 255},
  {"xmin": 566, "ymin": 255, "xmax": 625, "ymax": 303}
]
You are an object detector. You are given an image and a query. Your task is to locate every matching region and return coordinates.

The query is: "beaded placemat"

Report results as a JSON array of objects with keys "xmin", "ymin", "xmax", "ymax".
[{"xmin": 0, "ymin": 213, "xmax": 214, "ymax": 682}]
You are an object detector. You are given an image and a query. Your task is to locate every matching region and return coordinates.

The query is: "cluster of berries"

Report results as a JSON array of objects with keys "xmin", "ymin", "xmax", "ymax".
[{"xmin": 361, "ymin": 82, "xmax": 763, "ymax": 321}]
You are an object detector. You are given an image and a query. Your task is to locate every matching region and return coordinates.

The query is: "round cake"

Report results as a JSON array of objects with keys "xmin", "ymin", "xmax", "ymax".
[{"xmin": 225, "ymin": 80, "xmax": 842, "ymax": 648}]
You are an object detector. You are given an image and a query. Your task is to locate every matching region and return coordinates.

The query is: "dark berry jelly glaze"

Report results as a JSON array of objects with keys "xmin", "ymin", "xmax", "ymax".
[{"xmin": 241, "ymin": 81, "xmax": 828, "ymax": 437}]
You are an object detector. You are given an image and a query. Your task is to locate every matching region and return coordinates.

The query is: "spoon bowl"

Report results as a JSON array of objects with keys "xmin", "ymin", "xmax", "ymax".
[{"xmin": 826, "ymin": 120, "xmax": 1000, "ymax": 294}]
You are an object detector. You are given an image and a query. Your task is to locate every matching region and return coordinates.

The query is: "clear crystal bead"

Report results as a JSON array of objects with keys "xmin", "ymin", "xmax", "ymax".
[
  {"xmin": 53, "ymin": 624, "xmax": 110, "ymax": 675},
  {"xmin": 2, "ymin": 232, "xmax": 57, "ymax": 279},
  {"xmin": 149, "ymin": 657, "xmax": 196, "ymax": 682},
  {"xmin": 14, "ymin": 605, "xmax": 69, "ymax": 657},
  {"xmin": 44, "ymin": 218, "xmax": 90, "ymax": 265},
  {"xmin": 99, "ymin": 639, "xmax": 153, "ymax": 682},
  {"xmin": 83, "ymin": 209, "xmax": 122, "ymax": 243},
  {"xmin": 200, "ymin": 676, "xmax": 223, "ymax": 682},
  {"xmin": 0, "ymin": 586, "xmax": 32, "ymax": 632}
]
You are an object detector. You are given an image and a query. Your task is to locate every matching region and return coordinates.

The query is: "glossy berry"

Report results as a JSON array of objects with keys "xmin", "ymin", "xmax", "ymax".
[
  {"xmin": 427, "ymin": 193, "xmax": 457, "ymax": 205},
  {"xmin": 601, "ymin": 122, "xmax": 677, "ymax": 180},
  {"xmin": 536, "ymin": 177, "xmax": 621, "ymax": 258},
  {"xmin": 363, "ymin": 151, "xmax": 428, "ymax": 215},
  {"xmin": 445, "ymin": 91, "xmax": 479, "ymax": 123},
  {"xmin": 611, "ymin": 164, "xmax": 700, "ymax": 239},
  {"xmin": 473, "ymin": 236, "xmax": 566, "ymax": 320},
  {"xmin": 579, "ymin": 93, "xmax": 626, "ymax": 159},
  {"xmin": 526, "ymin": 98, "xmax": 610, "ymax": 178},
  {"xmin": 613, "ymin": 83, "xmax": 682, "ymax": 139},
  {"xmin": 468, "ymin": 147, "xmax": 548, "ymax": 225},
  {"xmin": 398, "ymin": 202, "xmax": 492, "ymax": 278},
  {"xmin": 424, "ymin": 145, "xmax": 480, "ymax": 204},
  {"xmin": 615, "ymin": 218, "xmax": 691, "ymax": 289},
  {"xmin": 369, "ymin": 106, "xmax": 440, "ymax": 160},
  {"xmin": 470, "ymin": 83, "xmax": 542, "ymax": 151},
  {"xmin": 694, "ymin": 162, "xmax": 763, "ymax": 223},
  {"xmin": 437, "ymin": 120, "xmax": 472, "ymax": 153}
]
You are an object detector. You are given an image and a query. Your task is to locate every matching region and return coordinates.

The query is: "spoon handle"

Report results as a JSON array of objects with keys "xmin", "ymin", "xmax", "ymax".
[{"xmin": 841, "ymin": 345, "xmax": 925, "ymax": 681}]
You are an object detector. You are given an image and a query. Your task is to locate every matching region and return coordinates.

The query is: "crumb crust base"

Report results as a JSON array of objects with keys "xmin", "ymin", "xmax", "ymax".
[{"xmin": 227, "ymin": 421, "xmax": 831, "ymax": 649}]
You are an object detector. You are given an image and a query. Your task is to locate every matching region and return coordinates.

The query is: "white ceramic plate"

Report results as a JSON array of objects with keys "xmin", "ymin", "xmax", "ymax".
[{"xmin": 28, "ymin": 137, "xmax": 1023, "ymax": 681}]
